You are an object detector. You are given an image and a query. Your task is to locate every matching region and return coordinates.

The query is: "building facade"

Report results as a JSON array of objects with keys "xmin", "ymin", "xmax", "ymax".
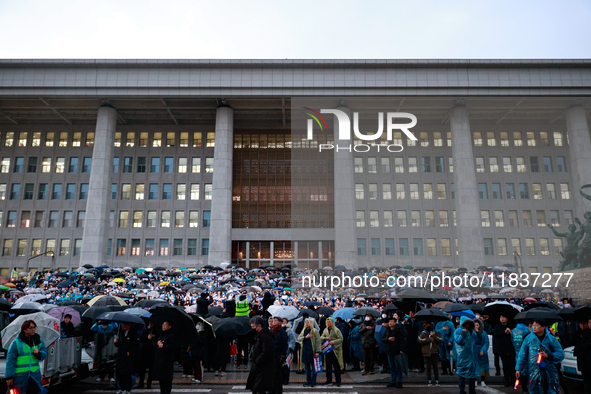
[{"xmin": 0, "ymin": 59, "xmax": 590, "ymax": 273}]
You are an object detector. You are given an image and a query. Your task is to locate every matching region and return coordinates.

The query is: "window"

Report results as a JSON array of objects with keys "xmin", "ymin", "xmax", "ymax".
[
  {"xmin": 425, "ymin": 210, "xmax": 435, "ymax": 227},
  {"xmin": 202, "ymin": 239, "xmax": 210, "ymax": 255},
  {"xmin": 475, "ymin": 157, "xmax": 485, "ymax": 172},
  {"xmin": 368, "ymin": 184, "xmax": 378, "ymax": 200},
  {"xmin": 10, "ymin": 184, "xmax": 20, "ymax": 199},
  {"xmin": 126, "ymin": 132, "xmax": 135, "ymax": 147},
  {"xmin": 149, "ymin": 184, "xmax": 158, "ymax": 199},
  {"xmin": 153, "ymin": 132, "xmax": 162, "ymax": 147},
  {"xmin": 394, "ymin": 157, "xmax": 404, "ymax": 173},
  {"xmin": 552, "ymin": 131, "xmax": 563, "ymax": 146},
  {"xmin": 519, "ymin": 183, "xmax": 529, "ymax": 199},
  {"xmin": 0, "ymin": 184, "xmax": 5, "ymax": 200},
  {"xmin": 560, "ymin": 183, "xmax": 570, "ymax": 199},
  {"xmin": 512, "ymin": 238, "xmax": 522, "ymax": 255},
  {"xmin": 516, "ymin": 157, "xmax": 526, "ymax": 172},
  {"xmin": 356, "ymin": 211, "xmax": 366, "ymax": 227},
  {"xmin": 422, "ymin": 156, "xmax": 431, "ymax": 172},
  {"xmin": 543, "ymin": 156, "xmax": 552, "ymax": 172},
  {"xmin": 177, "ymin": 184, "xmax": 186, "ymax": 200},
  {"xmin": 24, "ymin": 184, "xmax": 34, "ymax": 199},
  {"xmin": 188, "ymin": 183, "xmax": 199, "ymax": 200},
  {"xmin": 133, "ymin": 211, "xmax": 143, "ymax": 228},
  {"xmin": 59, "ymin": 239, "xmax": 70, "ymax": 256},
  {"xmin": 368, "ymin": 157, "xmax": 377, "ymax": 173},
  {"xmin": 121, "ymin": 183, "xmax": 131, "ymax": 200},
  {"xmin": 206, "ymin": 132, "xmax": 215, "ymax": 147},
  {"xmin": 368, "ymin": 210, "xmax": 378, "ymax": 227},
  {"xmin": 164, "ymin": 132, "xmax": 175, "ymax": 147},
  {"xmin": 536, "ymin": 210, "xmax": 547, "ymax": 227},
  {"xmin": 203, "ymin": 211, "xmax": 211, "ymax": 227},
  {"xmin": 506, "ymin": 183, "xmax": 515, "ymax": 199},
  {"xmin": 355, "ymin": 184, "xmax": 364, "ymax": 200},
  {"xmin": 117, "ymin": 239, "xmax": 126, "ymax": 256},
  {"xmin": 396, "ymin": 184, "xmax": 405, "ymax": 200},
  {"xmin": 4, "ymin": 132, "xmax": 14, "ymax": 147},
  {"xmin": 189, "ymin": 211, "xmax": 199, "ymax": 228},
  {"xmin": 420, "ymin": 132, "xmax": 429, "ymax": 147},
  {"xmin": 484, "ymin": 238, "xmax": 494, "ymax": 255},
  {"xmin": 354, "ymin": 157, "xmax": 363, "ymax": 173},
  {"xmin": 397, "ymin": 210, "xmax": 407, "ymax": 227},
  {"xmin": 178, "ymin": 157, "xmax": 188, "ymax": 173},
  {"xmin": 31, "ymin": 239, "xmax": 42, "ymax": 256},
  {"xmin": 34, "ymin": 211, "xmax": 44, "ymax": 228},
  {"xmin": 384, "ymin": 211, "xmax": 393, "ymax": 227},
  {"xmin": 138, "ymin": 132, "xmax": 148, "ymax": 147},
  {"xmin": 496, "ymin": 238, "xmax": 507, "ymax": 256},
  {"xmin": 411, "ymin": 210, "xmax": 421, "ymax": 227},
  {"xmin": 435, "ymin": 156, "xmax": 445, "ymax": 172},
  {"xmin": 79, "ymin": 183, "xmax": 88, "ymax": 199},
  {"xmin": 32, "ymin": 132, "xmax": 41, "ymax": 147},
  {"xmin": 109, "ymin": 211, "xmax": 115, "ymax": 228},
  {"xmin": 370, "ymin": 238, "xmax": 381, "ymax": 256},
  {"xmin": 6, "ymin": 211, "xmax": 16, "ymax": 227},
  {"xmin": 173, "ymin": 239, "xmax": 183, "ymax": 256},
  {"xmin": 557, "ymin": 156, "xmax": 566, "ymax": 172},
  {"xmin": 486, "ymin": 132, "xmax": 496, "ymax": 146},
  {"xmin": 508, "ymin": 210, "xmax": 518, "ymax": 227},
  {"xmin": 526, "ymin": 132, "xmax": 536, "ymax": 146},
  {"xmin": 383, "ymin": 184, "xmax": 392, "ymax": 200},
  {"xmin": 0, "ymin": 158, "xmax": 8, "ymax": 173},
  {"xmin": 434, "ymin": 132, "xmax": 442, "ymax": 147},
  {"xmin": 481, "ymin": 210, "xmax": 490, "ymax": 227},
  {"xmin": 478, "ymin": 183, "xmax": 488, "ymax": 199},
  {"xmin": 357, "ymin": 239, "xmax": 366, "ymax": 256},
  {"xmin": 48, "ymin": 211, "xmax": 59, "ymax": 228},
  {"xmin": 565, "ymin": 210, "xmax": 574, "ymax": 226},
  {"xmin": 539, "ymin": 238, "xmax": 549, "ymax": 256},
  {"xmin": 77, "ymin": 211, "xmax": 85, "ymax": 227},
  {"xmin": 68, "ymin": 157, "xmax": 78, "ymax": 173},
  {"xmin": 105, "ymin": 239, "xmax": 112, "ymax": 256},
  {"xmin": 540, "ymin": 132, "xmax": 549, "ymax": 146},
  {"xmin": 119, "ymin": 211, "xmax": 129, "ymax": 228},
  {"xmin": 123, "ymin": 157, "xmax": 133, "ymax": 173},
  {"xmin": 436, "ymin": 183, "xmax": 446, "ymax": 199},
  {"xmin": 399, "ymin": 239, "xmax": 409, "ymax": 256},
  {"xmin": 14, "ymin": 157, "xmax": 23, "ymax": 173},
  {"xmin": 135, "ymin": 184, "xmax": 145, "ymax": 200},
  {"xmin": 438, "ymin": 210, "xmax": 449, "ymax": 227},
  {"xmin": 413, "ymin": 238, "xmax": 423, "ymax": 255},
  {"xmin": 550, "ymin": 210, "xmax": 560, "ymax": 226},
  {"xmin": 161, "ymin": 211, "xmax": 171, "ymax": 228},
  {"xmin": 175, "ymin": 211, "xmax": 185, "ymax": 228},
  {"xmin": 162, "ymin": 183, "xmax": 172, "ymax": 199},
  {"xmin": 423, "ymin": 183, "xmax": 433, "ymax": 199},
  {"xmin": 409, "ymin": 183, "xmax": 419, "ymax": 200},
  {"xmin": 110, "ymin": 184, "xmax": 117, "ymax": 200},
  {"xmin": 128, "ymin": 239, "xmax": 140, "ymax": 256},
  {"xmin": 2, "ymin": 240, "xmax": 12, "ymax": 256},
  {"xmin": 27, "ymin": 157, "xmax": 37, "ymax": 173},
  {"xmin": 381, "ymin": 157, "xmax": 390, "ymax": 173},
  {"xmin": 526, "ymin": 238, "xmax": 536, "ymax": 256},
  {"xmin": 554, "ymin": 238, "xmax": 563, "ymax": 255},
  {"xmin": 147, "ymin": 211, "xmax": 157, "ymax": 228},
  {"xmin": 58, "ymin": 132, "xmax": 68, "ymax": 147},
  {"xmin": 137, "ymin": 157, "xmax": 146, "ymax": 173},
  {"xmin": 489, "ymin": 157, "xmax": 498, "ymax": 173},
  {"xmin": 204, "ymin": 184, "xmax": 213, "ymax": 200},
  {"xmin": 425, "ymin": 238, "xmax": 436, "ymax": 256},
  {"xmin": 180, "ymin": 132, "xmax": 189, "ymax": 147},
  {"xmin": 439, "ymin": 238, "xmax": 450, "ymax": 256},
  {"xmin": 513, "ymin": 132, "xmax": 523, "ymax": 146},
  {"xmin": 193, "ymin": 132, "xmax": 202, "ymax": 147},
  {"xmin": 530, "ymin": 156, "xmax": 539, "ymax": 172},
  {"xmin": 164, "ymin": 157, "xmax": 173, "ymax": 173},
  {"xmin": 408, "ymin": 157, "xmax": 417, "ymax": 172},
  {"xmin": 385, "ymin": 239, "xmax": 395, "ymax": 256},
  {"xmin": 503, "ymin": 157, "xmax": 512, "ymax": 172},
  {"xmin": 86, "ymin": 132, "xmax": 95, "ymax": 146},
  {"xmin": 533, "ymin": 183, "xmax": 543, "ymax": 200},
  {"xmin": 20, "ymin": 211, "xmax": 30, "ymax": 228},
  {"xmin": 522, "ymin": 210, "xmax": 533, "ymax": 227},
  {"xmin": 473, "ymin": 132, "xmax": 482, "ymax": 146},
  {"xmin": 192, "ymin": 157, "xmax": 201, "ymax": 173},
  {"xmin": 63, "ymin": 211, "xmax": 74, "ymax": 228},
  {"xmin": 491, "ymin": 183, "xmax": 502, "ymax": 200},
  {"xmin": 495, "ymin": 211, "xmax": 505, "ymax": 227},
  {"xmin": 82, "ymin": 157, "xmax": 92, "ymax": 173},
  {"xmin": 151, "ymin": 157, "xmax": 160, "ymax": 173},
  {"xmin": 113, "ymin": 157, "xmax": 119, "ymax": 173}
]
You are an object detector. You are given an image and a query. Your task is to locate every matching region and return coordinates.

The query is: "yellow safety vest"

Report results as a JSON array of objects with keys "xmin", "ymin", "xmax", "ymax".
[
  {"xmin": 235, "ymin": 300, "xmax": 250, "ymax": 316},
  {"xmin": 14, "ymin": 338, "xmax": 40, "ymax": 374}
]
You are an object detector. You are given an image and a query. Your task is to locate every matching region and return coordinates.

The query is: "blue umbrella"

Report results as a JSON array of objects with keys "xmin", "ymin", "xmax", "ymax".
[
  {"xmin": 332, "ymin": 307, "xmax": 356, "ymax": 320},
  {"xmin": 124, "ymin": 308, "xmax": 152, "ymax": 317},
  {"xmin": 450, "ymin": 309, "xmax": 476, "ymax": 319},
  {"xmin": 96, "ymin": 311, "xmax": 145, "ymax": 325},
  {"xmin": 303, "ymin": 301, "xmax": 322, "ymax": 307},
  {"xmin": 98, "ymin": 265, "xmax": 109, "ymax": 269}
]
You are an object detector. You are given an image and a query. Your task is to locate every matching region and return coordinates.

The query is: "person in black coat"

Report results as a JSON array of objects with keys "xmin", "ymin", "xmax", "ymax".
[
  {"xmin": 196, "ymin": 293, "xmax": 213, "ymax": 316},
  {"xmin": 261, "ymin": 292, "xmax": 275, "ymax": 312},
  {"xmin": 335, "ymin": 318, "xmax": 349, "ymax": 370},
  {"xmin": 381, "ymin": 318, "xmax": 405, "ymax": 388},
  {"xmin": 492, "ymin": 314, "xmax": 516, "ymax": 387},
  {"xmin": 246, "ymin": 316, "xmax": 276, "ymax": 394},
  {"xmin": 60, "ymin": 314, "xmax": 76, "ymax": 337},
  {"xmin": 153, "ymin": 321, "xmax": 179, "ymax": 394},
  {"xmin": 137, "ymin": 320, "xmax": 157, "ymax": 389},
  {"xmin": 270, "ymin": 317, "xmax": 288, "ymax": 394},
  {"xmin": 189, "ymin": 322, "xmax": 208, "ymax": 382},
  {"xmin": 114, "ymin": 322, "xmax": 140, "ymax": 394}
]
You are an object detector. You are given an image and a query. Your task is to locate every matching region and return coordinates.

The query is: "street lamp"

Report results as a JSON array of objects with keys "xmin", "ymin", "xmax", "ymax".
[
  {"xmin": 513, "ymin": 251, "xmax": 523, "ymax": 274},
  {"xmin": 26, "ymin": 250, "xmax": 54, "ymax": 273}
]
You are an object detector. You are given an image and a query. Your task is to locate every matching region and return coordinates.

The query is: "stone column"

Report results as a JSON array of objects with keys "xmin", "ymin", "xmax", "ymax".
[
  {"xmin": 80, "ymin": 105, "xmax": 116, "ymax": 266},
  {"xmin": 565, "ymin": 105, "xmax": 591, "ymax": 214},
  {"xmin": 208, "ymin": 105, "xmax": 234, "ymax": 266},
  {"xmin": 333, "ymin": 106, "xmax": 358, "ymax": 268},
  {"xmin": 450, "ymin": 104, "xmax": 484, "ymax": 270}
]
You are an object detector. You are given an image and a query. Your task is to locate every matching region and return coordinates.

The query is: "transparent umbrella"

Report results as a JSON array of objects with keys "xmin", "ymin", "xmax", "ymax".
[{"xmin": 1, "ymin": 312, "xmax": 61, "ymax": 350}]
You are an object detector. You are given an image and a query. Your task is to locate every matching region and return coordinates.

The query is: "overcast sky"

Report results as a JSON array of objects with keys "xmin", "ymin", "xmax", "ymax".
[{"xmin": 1, "ymin": 0, "xmax": 590, "ymax": 59}]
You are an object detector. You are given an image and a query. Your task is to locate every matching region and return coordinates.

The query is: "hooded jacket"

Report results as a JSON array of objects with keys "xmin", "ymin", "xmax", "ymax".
[{"xmin": 453, "ymin": 316, "xmax": 484, "ymax": 379}]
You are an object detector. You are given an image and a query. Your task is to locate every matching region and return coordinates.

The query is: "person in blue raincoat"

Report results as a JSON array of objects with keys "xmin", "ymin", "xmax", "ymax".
[
  {"xmin": 5, "ymin": 320, "xmax": 48, "ymax": 394},
  {"xmin": 473, "ymin": 318, "xmax": 490, "ymax": 387},
  {"xmin": 435, "ymin": 319, "xmax": 454, "ymax": 375},
  {"xmin": 348, "ymin": 321, "xmax": 363, "ymax": 370},
  {"xmin": 512, "ymin": 322, "xmax": 531, "ymax": 392},
  {"xmin": 454, "ymin": 316, "xmax": 483, "ymax": 394},
  {"xmin": 515, "ymin": 319, "xmax": 564, "ymax": 394}
]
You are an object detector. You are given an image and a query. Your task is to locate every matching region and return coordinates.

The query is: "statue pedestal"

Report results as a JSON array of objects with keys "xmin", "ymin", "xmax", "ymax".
[{"xmin": 557, "ymin": 266, "xmax": 591, "ymax": 306}]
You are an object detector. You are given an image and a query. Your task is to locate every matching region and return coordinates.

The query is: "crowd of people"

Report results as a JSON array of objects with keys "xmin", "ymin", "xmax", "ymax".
[{"xmin": 0, "ymin": 264, "xmax": 590, "ymax": 394}]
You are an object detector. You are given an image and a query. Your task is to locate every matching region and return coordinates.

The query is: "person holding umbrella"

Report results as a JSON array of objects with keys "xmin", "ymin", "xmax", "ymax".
[
  {"xmin": 153, "ymin": 321, "xmax": 178, "ymax": 394},
  {"xmin": 5, "ymin": 320, "xmax": 48, "ymax": 394},
  {"xmin": 114, "ymin": 322, "xmax": 140, "ymax": 394},
  {"xmin": 246, "ymin": 316, "xmax": 275, "ymax": 394}
]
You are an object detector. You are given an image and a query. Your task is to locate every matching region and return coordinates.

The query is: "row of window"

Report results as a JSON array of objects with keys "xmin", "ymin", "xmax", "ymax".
[
  {"xmin": 1, "ymin": 237, "xmax": 210, "ymax": 258},
  {"xmin": 0, "ymin": 183, "xmax": 89, "ymax": 200},
  {"xmin": 355, "ymin": 209, "xmax": 574, "ymax": 229},
  {"xmin": 474, "ymin": 156, "xmax": 567, "ymax": 173},
  {"xmin": 472, "ymin": 131, "xmax": 566, "ymax": 148},
  {"xmin": 0, "ymin": 209, "xmax": 211, "ymax": 229},
  {"xmin": 353, "ymin": 182, "xmax": 571, "ymax": 201},
  {"xmin": 1, "ymin": 131, "xmax": 215, "ymax": 148},
  {"xmin": 0, "ymin": 156, "xmax": 213, "ymax": 175},
  {"xmin": 356, "ymin": 237, "xmax": 564, "ymax": 257}
]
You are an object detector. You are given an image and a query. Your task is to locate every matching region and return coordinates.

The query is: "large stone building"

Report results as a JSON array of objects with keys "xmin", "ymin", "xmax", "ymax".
[{"xmin": 0, "ymin": 59, "xmax": 590, "ymax": 274}]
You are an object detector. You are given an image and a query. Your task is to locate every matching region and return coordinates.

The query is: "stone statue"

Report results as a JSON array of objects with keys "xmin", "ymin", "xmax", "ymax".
[
  {"xmin": 577, "ymin": 184, "xmax": 591, "ymax": 268},
  {"xmin": 547, "ymin": 222, "xmax": 584, "ymax": 271}
]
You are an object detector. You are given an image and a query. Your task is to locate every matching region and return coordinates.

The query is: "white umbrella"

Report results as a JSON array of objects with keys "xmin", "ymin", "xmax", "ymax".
[
  {"xmin": 185, "ymin": 305, "xmax": 197, "ymax": 313},
  {"xmin": 25, "ymin": 288, "xmax": 44, "ymax": 295},
  {"xmin": 147, "ymin": 291, "xmax": 159, "ymax": 298},
  {"xmin": 12, "ymin": 302, "xmax": 44, "ymax": 311},
  {"xmin": 499, "ymin": 287, "xmax": 516, "ymax": 294},
  {"xmin": 267, "ymin": 305, "xmax": 299, "ymax": 320},
  {"xmin": 107, "ymin": 281, "xmax": 118, "ymax": 286},
  {"xmin": 42, "ymin": 304, "xmax": 59, "ymax": 312},
  {"xmin": 15, "ymin": 294, "xmax": 47, "ymax": 304},
  {"xmin": 540, "ymin": 289, "xmax": 555, "ymax": 294},
  {"xmin": 1, "ymin": 312, "xmax": 61, "ymax": 350}
]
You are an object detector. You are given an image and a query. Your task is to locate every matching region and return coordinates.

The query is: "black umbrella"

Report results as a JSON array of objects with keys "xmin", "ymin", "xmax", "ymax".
[
  {"xmin": 202, "ymin": 265, "xmax": 214, "ymax": 269},
  {"xmin": 353, "ymin": 307, "xmax": 380, "ymax": 318},
  {"xmin": 84, "ymin": 277, "xmax": 98, "ymax": 282},
  {"xmin": 298, "ymin": 308, "xmax": 319, "ymax": 319},
  {"xmin": 574, "ymin": 304, "xmax": 591, "ymax": 321},
  {"xmin": 316, "ymin": 307, "xmax": 334, "ymax": 316},
  {"xmin": 213, "ymin": 316, "xmax": 252, "ymax": 338},
  {"xmin": 524, "ymin": 302, "xmax": 560, "ymax": 311},
  {"xmin": 397, "ymin": 288, "xmax": 437, "ymax": 303},
  {"xmin": 135, "ymin": 299, "xmax": 167, "ymax": 309},
  {"xmin": 138, "ymin": 274, "xmax": 150, "ymax": 279},
  {"xmin": 413, "ymin": 308, "xmax": 450, "ymax": 322},
  {"xmin": 82, "ymin": 264, "xmax": 94, "ymax": 269},
  {"xmin": 82, "ymin": 306, "xmax": 111, "ymax": 320},
  {"xmin": 392, "ymin": 299, "xmax": 423, "ymax": 313},
  {"xmin": 166, "ymin": 272, "xmax": 181, "ymax": 277},
  {"xmin": 468, "ymin": 303, "xmax": 486, "ymax": 313},
  {"xmin": 189, "ymin": 313, "xmax": 216, "ymax": 338},
  {"xmin": 0, "ymin": 298, "xmax": 12, "ymax": 311},
  {"xmin": 55, "ymin": 272, "xmax": 70, "ymax": 278},
  {"xmin": 57, "ymin": 281, "xmax": 73, "ymax": 288},
  {"xmin": 303, "ymin": 301, "xmax": 321, "ymax": 307},
  {"xmin": 207, "ymin": 306, "xmax": 224, "ymax": 317},
  {"xmin": 96, "ymin": 311, "xmax": 145, "ymax": 325},
  {"xmin": 557, "ymin": 308, "xmax": 577, "ymax": 320},
  {"xmin": 150, "ymin": 304, "xmax": 197, "ymax": 344},
  {"xmin": 443, "ymin": 303, "xmax": 470, "ymax": 313},
  {"xmin": 514, "ymin": 308, "xmax": 562, "ymax": 324},
  {"xmin": 59, "ymin": 301, "xmax": 79, "ymax": 306},
  {"xmin": 154, "ymin": 267, "xmax": 167, "ymax": 271}
]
